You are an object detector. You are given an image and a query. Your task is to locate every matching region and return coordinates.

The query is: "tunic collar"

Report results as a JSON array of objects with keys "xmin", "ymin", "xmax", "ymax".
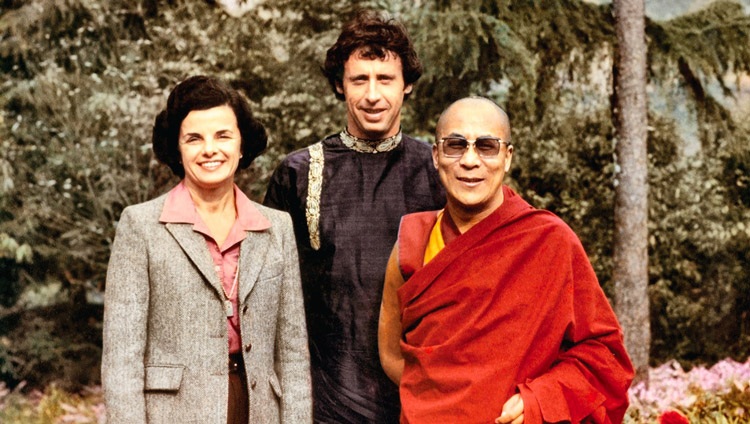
[{"xmin": 339, "ymin": 128, "xmax": 402, "ymax": 153}]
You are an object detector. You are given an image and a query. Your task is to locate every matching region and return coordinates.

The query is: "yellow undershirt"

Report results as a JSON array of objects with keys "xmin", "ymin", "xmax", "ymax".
[{"xmin": 423, "ymin": 210, "xmax": 446, "ymax": 265}]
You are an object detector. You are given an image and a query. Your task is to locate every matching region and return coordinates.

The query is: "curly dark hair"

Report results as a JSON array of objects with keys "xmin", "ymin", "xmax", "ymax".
[
  {"xmin": 322, "ymin": 10, "xmax": 423, "ymax": 101},
  {"xmin": 152, "ymin": 75, "xmax": 267, "ymax": 178}
]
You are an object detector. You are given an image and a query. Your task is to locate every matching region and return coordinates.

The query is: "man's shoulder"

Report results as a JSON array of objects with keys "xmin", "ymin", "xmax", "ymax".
[
  {"xmin": 276, "ymin": 145, "xmax": 313, "ymax": 169},
  {"xmin": 401, "ymin": 134, "xmax": 433, "ymax": 153},
  {"xmin": 273, "ymin": 133, "xmax": 433, "ymax": 171},
  {"xmin": 275, "ymin": 134, "xmax": 339, "ymax": 169},
  {"xmin": 494, "ymin": 190, "xmax": 577, "ymax": 240},
  {"xmin": 402, "ymin": 209, "xmax": 441, "ymax": 224},
  {"xmin": 514, "ymin": 206, "xmax": 582, "ymax": 247},
  {"xmin": 399, "ymin": 210, "xmax": 441, "ymax": 241}
]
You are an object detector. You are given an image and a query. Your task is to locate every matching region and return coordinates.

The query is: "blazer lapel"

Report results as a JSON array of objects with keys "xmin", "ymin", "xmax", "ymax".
[
  {"xmin": 165, "ymin": 223, "xmax": 224, "ymax": 298},
  {"xmin": 238, "ymin": 230, "xmax": 271, "ymax": 304}
]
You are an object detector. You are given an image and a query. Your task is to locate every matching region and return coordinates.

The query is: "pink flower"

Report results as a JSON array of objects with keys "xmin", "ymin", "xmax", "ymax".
[{"xmin": 659, "ymin": 410, "xmax": 689, "ymax": 424}]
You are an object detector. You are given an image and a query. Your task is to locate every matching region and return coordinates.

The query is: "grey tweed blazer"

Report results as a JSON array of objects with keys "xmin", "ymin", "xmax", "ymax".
[{"xmin": 101, "ymin": 192, "xmax": 312, "ymax": 423}]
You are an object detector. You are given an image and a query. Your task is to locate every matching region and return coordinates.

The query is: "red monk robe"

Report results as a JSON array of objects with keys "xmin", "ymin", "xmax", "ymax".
[{"xmin": 397, "ymin": 186, "xmax": 634, "ymax": 423}]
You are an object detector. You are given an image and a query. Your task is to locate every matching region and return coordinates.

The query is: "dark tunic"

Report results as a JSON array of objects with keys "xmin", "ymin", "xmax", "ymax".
[{"xmin": 264, "ymin": 133, "xmax": 445, "ymax": 423}]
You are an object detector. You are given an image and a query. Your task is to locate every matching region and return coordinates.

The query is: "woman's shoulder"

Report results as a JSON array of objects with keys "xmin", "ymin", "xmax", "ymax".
[
  {"xmin": 248, "ymin": 201, "xmax": 296, "ymax": 243},
  {"xmin": 252, "ymin": 201, "xmax": 292, "ymax": 224},
  {"xmin": 119, "ymin": 193, "xmax": 169, "ymax": 222}
]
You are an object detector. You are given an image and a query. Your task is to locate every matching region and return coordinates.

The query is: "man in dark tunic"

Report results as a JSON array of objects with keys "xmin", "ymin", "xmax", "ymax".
[{"xmin": 263, "ymin": 10, "xmax": 445, "ymax": 424}]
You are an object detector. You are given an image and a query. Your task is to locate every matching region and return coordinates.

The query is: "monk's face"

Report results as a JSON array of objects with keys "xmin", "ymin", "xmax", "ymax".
[{"xmin": 432, "ymin": 98, "xmax": 513, "ymax": 218}]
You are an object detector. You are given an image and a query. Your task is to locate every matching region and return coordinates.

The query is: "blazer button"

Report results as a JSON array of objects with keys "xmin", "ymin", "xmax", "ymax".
[
  {"xmin": 251, "ymin": 380, "xmax": 257, "ymax": 390},
  {"xmin": 244, "ymin": 343, "xmax": 252, "ymax": 352}
]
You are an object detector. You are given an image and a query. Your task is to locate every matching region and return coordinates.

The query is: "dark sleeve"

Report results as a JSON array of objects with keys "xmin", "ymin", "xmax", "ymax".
[
  {"xmin": 403, "ymin": 137, "xmax": 446, "ymax": 211},
  {"xmin": 427, "ymin": 163, "xmax": 446, "ymax": 209},
  {"xmin": 264, "ymin": 157, "xmax": 298, "ymax": 213},
  {"xmin": 263, "ymin": 152, "xmax": 313, "ymax": 252}
]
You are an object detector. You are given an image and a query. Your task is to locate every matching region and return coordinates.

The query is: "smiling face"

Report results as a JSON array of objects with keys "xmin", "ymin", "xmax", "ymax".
[
  {"xmin": 433, "ymin": 98, "xmax": 513, "ymax": 222},
  {"xmin": 337, "ymin": 48, "xmax": 413, "ymax": 140},
  {"xmin": 178, "ymin": 105, "xmax": 242, "ymax": 195}
]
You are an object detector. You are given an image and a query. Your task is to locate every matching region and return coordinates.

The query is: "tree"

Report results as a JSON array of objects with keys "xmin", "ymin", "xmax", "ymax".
[{"xmin": 612, "ymin": 0, "xmax": 650, "ymax": 384}]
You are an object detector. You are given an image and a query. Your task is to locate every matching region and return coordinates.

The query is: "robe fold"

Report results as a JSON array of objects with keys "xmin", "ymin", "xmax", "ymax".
[{"xmin": 397, "ymin": 186, "xmax": 634, "ymax": 424}]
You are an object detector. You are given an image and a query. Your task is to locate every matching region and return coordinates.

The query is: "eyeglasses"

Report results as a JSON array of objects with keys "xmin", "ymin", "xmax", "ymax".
[{"xmin": 438, "ymin": 136, "xmax": 511, "ymax": 158}]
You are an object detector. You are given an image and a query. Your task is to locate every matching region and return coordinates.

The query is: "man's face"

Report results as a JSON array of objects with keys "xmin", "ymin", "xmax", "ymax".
[
  {"xmin": 337, "ymin": 48, "xmax": 413, "ymax": 140},
  {"xmin": 432, "ymin": 99, "xmax": 513, "ymax": 219}
]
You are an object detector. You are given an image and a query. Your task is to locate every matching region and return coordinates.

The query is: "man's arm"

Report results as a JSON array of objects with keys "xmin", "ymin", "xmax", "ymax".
[
  {"xmin": 378, "ymin": 243, "xmax": 406, "ymax": 385},
  {"xmin": 516, "ymin": 237, "xmax": 635, "ymax": 424},
  {"xmin": 263, "ymin": 158, "xmax": 297, "ymax": 212},
  {"xmin": 263, "ymin": 167, "xmax": 290, "ymax": 211}
]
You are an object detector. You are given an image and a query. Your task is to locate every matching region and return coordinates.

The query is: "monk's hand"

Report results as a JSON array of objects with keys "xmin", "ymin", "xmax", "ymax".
[{"xmin": 494, "ymin": 393, "xmax": 524, "ymax": 424}]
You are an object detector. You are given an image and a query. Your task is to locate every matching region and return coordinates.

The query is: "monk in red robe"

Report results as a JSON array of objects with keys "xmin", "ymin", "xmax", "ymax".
[{"xmin": 378, "ymin": 97, "xmax": 634, "ymax": 424}]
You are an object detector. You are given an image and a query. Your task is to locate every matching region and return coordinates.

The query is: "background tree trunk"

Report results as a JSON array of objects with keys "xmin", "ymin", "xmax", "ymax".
[{"xmin": 612, "ymin": 0, "xmax": 650, "ymax": 384}]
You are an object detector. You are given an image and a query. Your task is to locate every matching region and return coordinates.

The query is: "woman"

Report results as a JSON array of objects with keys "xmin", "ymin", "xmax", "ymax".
[{"xmin": 101, "ymin": 76, "xmax": 312, "ymax": 424}]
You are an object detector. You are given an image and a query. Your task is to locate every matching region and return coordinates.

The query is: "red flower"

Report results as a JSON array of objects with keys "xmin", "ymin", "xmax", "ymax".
[{"xmin": 659, "ymin": 410, "xmax": 689, "ymax": 424}]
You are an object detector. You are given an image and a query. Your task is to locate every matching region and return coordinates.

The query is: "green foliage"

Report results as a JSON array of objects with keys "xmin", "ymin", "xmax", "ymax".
[
  {"xmin": 648, "ymin": 150, "xmax": 750, "ymax": 363},
  {"xmin": 0, "ymin": 233, "xmax": 32, "ymax": 307},
  {"xmin": 406, "ymin": 7, "xmax": 535, "ymax": 130},
  {"xmin": 649, "ymin": 0, "xmax": 750, "ymax": 149},
  {"xmin": 653, "ymin": 1, "xmax": 750, "ymax": 87},
  {"xmin": 404, "ymin": 0, "xmax": 616, "ymax": 129},
  {"xmin": 0, "ymin": 303, "xmax": 102, "ymax": 389}
]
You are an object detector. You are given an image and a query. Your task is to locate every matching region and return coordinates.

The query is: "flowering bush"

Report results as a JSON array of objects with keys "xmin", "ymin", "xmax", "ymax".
[
  {"xmin": 658, "ymin": 410, "xmax": 689, "ymax": 424},
  {"xmin": 0, "ymin": 382, "xmax": 104, "ymax": 423},
  {"xmin": 626, "ymin": 357, "xmax": 750, "ymax": 423}
]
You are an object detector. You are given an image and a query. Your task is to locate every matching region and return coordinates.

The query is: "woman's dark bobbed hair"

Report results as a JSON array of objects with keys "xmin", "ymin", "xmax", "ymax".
[{"xmin": 152, "ymin": 75, "xmax": 267, "ymax": 178}]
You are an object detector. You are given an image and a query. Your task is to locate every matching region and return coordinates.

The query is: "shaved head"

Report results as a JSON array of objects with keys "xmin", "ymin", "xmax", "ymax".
[
  {"xmin": 436, "ymin": 97, "xmax": 511, "ymax": 142},
  {"xmin": 431, "ymin": 96, "xmax": 514, "ymax": 227}
]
